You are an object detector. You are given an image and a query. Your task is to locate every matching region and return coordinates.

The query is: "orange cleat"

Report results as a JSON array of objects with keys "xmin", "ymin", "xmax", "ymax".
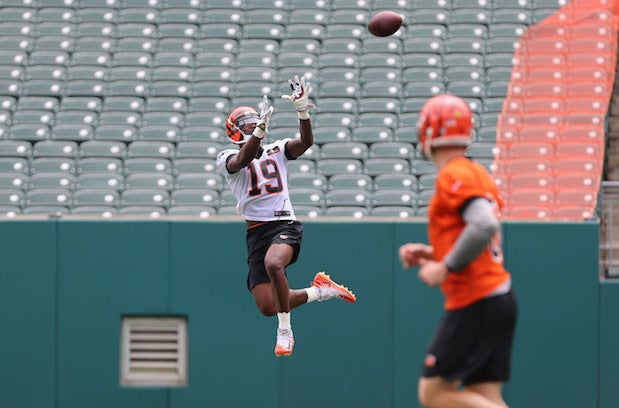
[
  {"xmin": 274, "ymin": 328, "xmax": 294, "ymax": 357},
  {"xmin": 311, "ymin": 272, "xmax": 357, "ymax": 303}
]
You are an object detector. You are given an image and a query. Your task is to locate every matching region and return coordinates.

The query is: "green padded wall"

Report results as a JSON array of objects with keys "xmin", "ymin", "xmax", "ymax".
[
  {"xmin": 281, "ymin": 222, "xmax": 395, "ymax": 408},
  {"xmin": 168, "ymin": 221, "xmax": 278, "ymax": 408},
  {"xmin": 0, "ymin": 219, "xmax": 609, "ymax": 408},
  {"xmin": 393, "ymin": 223, "xmax": 444, "ymax": 408},
  {"xmin": 0, "ymin": 221, "xmax": 56, "ymax": 408},
  {"xmin": 57, "ymin": 220, "xmax": 170, "ymax": 408},
  {"xmin": 600, "ymin": 281, "xmax": 619, "ymax": 408},
  {"xmin": 503, "ymin": 222, "xmax": 599, "ymax": 407}
]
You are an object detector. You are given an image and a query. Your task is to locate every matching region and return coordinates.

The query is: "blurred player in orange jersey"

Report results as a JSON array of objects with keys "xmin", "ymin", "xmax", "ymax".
[{"xmin": 399, "ymin": 94, "xmax": 518, "ymax": 408}]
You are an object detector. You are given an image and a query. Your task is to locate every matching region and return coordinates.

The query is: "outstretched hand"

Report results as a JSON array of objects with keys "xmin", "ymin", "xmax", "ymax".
[
  {"xmin": 399, "ymin": 243, "xmax": 434, "ymax": 268},
  {"xmin": 281, "ymin": 75, "xmax": 316, "ymax": 119},
  {"xmin": 253, "ymin": 95, "xmax": 274, "ymax": 139}
]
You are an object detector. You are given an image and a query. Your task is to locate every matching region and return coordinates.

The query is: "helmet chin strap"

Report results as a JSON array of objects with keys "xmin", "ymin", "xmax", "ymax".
[{"xmin": 231, "ymin": 125, "xmax": 254, "ymax": 145}]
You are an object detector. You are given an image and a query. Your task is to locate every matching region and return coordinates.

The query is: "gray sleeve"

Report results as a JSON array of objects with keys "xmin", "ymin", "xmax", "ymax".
[{"xmin": 443, "ymin": 197, "xmax": 500, "ymax": 272}]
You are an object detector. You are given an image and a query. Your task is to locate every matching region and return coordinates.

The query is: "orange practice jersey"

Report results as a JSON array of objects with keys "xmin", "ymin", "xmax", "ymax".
[{"xmin": 428, "ymin": 156, "xmax": 511, "ymax": 310}]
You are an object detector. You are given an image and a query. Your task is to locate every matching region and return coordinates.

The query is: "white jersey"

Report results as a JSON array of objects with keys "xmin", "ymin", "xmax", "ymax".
[{"xmin": 216, "ymin": 139, "xmax": 296, "ymax": 221}]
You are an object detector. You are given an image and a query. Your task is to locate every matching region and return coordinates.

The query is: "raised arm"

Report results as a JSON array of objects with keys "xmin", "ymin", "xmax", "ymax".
[{"xmin": 281, "ymin": 75, "xmax": 316, "ymax": 159}]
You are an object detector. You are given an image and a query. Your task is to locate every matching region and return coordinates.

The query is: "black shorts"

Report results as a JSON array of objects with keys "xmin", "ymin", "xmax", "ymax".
[
  {"xmin": 245, "ymin": 220, "xmax": 303, "ymax": 291},
  {"xmin": 421, "ymin": 289, "xmax": 518, "ymax": 386}
]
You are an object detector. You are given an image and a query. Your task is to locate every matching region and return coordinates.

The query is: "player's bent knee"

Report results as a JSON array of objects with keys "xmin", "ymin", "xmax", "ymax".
[
  {"xmin": 418, "ymin": 377, "xmax": 448, "ymax": 408},
  {"xmin": 257, "ymin": 303, "xmax": 277, "ymax": 316}
]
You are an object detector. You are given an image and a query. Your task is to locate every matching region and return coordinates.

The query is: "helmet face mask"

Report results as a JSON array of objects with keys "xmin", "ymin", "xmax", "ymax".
[
  {"xmin": 417, "ymin": 94, "xmax": 473, "ymax": 160},
  {"xmin": 226, "ymin": 106, "xmax": 260, "ymax": 144}
]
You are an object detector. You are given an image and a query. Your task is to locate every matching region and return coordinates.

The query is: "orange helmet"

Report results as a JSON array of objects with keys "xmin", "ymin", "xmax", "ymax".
[
  {"xmin": 226, "ymin": 106, "xmax": 260, "ymax": 144},
  {"xmin": 417, "ymin": 94, "xmax": 473, "ymax": 159}
]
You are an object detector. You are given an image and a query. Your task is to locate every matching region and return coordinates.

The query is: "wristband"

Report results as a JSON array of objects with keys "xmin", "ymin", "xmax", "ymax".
[
  {"xmin": 252, "ymin": 125, "xmax": 265, "ymax": 139},
  {"xmin": 297, "ymin": 110, "xmax": 310, "ymax": 120}
]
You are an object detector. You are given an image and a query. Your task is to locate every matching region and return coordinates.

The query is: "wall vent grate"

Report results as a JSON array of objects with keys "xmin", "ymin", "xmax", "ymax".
[{"xmin": 120, "ymin": 316, "xmax": 187, "ymax": 386}]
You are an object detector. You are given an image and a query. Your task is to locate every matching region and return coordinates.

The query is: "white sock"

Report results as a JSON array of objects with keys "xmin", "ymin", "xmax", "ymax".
[
  {"xmin": 305, "ymin": 286, "xmax": 320, "ymax": 303},
  {"xmin": 277, "ymin": 312, "xmax": 291, "ymax": 330}
]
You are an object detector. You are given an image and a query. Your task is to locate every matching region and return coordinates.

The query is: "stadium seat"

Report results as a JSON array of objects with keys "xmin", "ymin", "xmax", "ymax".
[
  {"xmin": 75, "ymin": 173, "xmax": 124, "ymax": 191},
  {"xmin": 404, "ymin": 81, "xmax": 445, "ymax": 98},
  {"xmin": 60, "ymin": 97, "xmax": 102, "ymax": 113},
  {"xmin": 317, "ymin": 159, "xmax": 362, "ymax": 176},
  {"xmin": 51, "ymin": 124, "xmax": 94, "ymax": 142},
  {"xmin": 54, "ymin": 109, "xmax": 99, "ymax": 126},
  {"xmin": 317, "ymin": 98, "xmax": 357, "ymax": 114},
  {"xmin": 371, "ymin": 189, "xmax": 416, "ymax": 208},
  {"xmin": 124, "ymin": 173, "xmax": 174, "ymax": 191},
  {"xmin": 288, "ymin": 188, "xmax": 325, "ymax": 207},
  {"xmin": 33, "ymin": 140, "xmax": 79, "ymax": 159},
  {"xmin": 374, "ymin": 174, "xmax": 418, "ymax": 191},
  {"xmin": 320, "ymin": 142, "xmax": 368, "ymax": 160},
  {"xmin": 0, "ymin": 140, "xmax": 31, "ymax": 158},
  {"xmin": 174, "ymin": 173, "xmax": 225, "ymax": 191},
  {"xmin": 364, "ymin": 158, "xmax": 410, "ymax": 176},
  {"xmin": 318, "ymin": 52, "xmax": 359, "ymax": 70},
  {"xmin": 17, "ymin": 96, "xmax": 60, "ymax": 111},
  {"xmin": 124, "ymin": 158, "xmax": 173, "ymax": 175},
  {"xmin": 0, "ymin": 158, "xmax": 29, "ymax": 174},
  {"xmin": 94, "ymin": 124, "xmax": 138, "ymax": 142},
  {"xmin": 326, "ymin": 173, "xmax": 371, "ymax": 191},
  {"xmin": 31, "ymin": 157, "xmax": 76, "ymax": 175},
  {"xmin": 72, "ymin": 188, "xmax": 120, "ymax": 207},
  {"xmin": 291, "ymin": 205, "xmax": 323, "ymax": 218},
  {"xmin": 411, "ymin": 9, "xmax": 449, "ymax": 25},
  {"xmin": 323, "ymin": 188, "xmax": 371, "ymax": 209},
  {"xmin": 411, "ymin": 160, "xmax": 437, "ymax": 177},
  {"xmin": 26, "ymin": 65, "xmax": 67, "ymax": 81},
  {"xmin": 0, "ymin": 172, "xmax": 27, "ymax": 191},
  {"xmin": 175, "ymin": 142, "xmax": 220, "ymax": 160},
  {"xmin": 25, "ymin": 188, "xmax": 71, "ymax": 208},
  {"xmin": 168, "ymin": 205, "xmax": 217, "ymax": 218},
  {"xmin": 138, "ymin": 125, "xmax": 181, "ymax": 142},
  {"xmin": 173, "ymin": 158, "xmax": 217, "ymax": 174},
  {"xmin": 11, "ymin": 109, "xmax": 54, "ymax": 126},
  {"xmin": 313, "ymin": 112, "xmax": 356, "ymax": 128},
  {"xmin": 507, "ymin": 173, "xmax": 552, "ymax": 191},
  {"xmin": 29, "ymin": 172, "xmax": 75, "ymax": 191},
  {"xmin": 120, "ymin": 188, "xmax": 170, "ymax": 208},
  {"xmin": 358, "ymin": 98, "xmax": 401, "ymax": 114},
  {"xmin": 69, "ymin": 205, "xmax": 117, "ymax": 216},
  {"xmin": 369, "ymin": 142, "xmax": 416, "ymax": 160},
  {"xmin": 324, "ymin": 206, "xmax": 368, "ymax": 218},
  {"xmin": 357, "ymin": 112, "xmax": 398, "ymax": 128},
  {"xmin": 317, "ymin": 81, "xmax": 359, "ymax": 98},
  {"xmin": 370, "ymin": 206, "xmax": 416, "ymax": 218},
  {"xmin": 352, "ymin": 127, "xmax": 394, "ymax": 144}
]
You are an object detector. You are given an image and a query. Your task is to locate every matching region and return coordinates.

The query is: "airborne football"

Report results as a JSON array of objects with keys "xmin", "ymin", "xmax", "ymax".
[{"xmin": 367, "ymin": 10, "xmax": 403, "ymax": 37}]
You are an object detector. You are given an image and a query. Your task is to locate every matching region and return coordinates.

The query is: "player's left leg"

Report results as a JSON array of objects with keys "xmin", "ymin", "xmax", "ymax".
[
  {"xmin": 263, "ymin": 243, "xmax": 294, "ymax": 312},
  {"xmin": 264, "ymin": 243, "xmax": 296, "ymax": 356},
  {"xmin": 251, "ymin": 283, "xmax": 309, "ymax": 316},
  {"xmin": 464, "ymin": 382, "xmax": 508, "ymax": 407},
  {"xmin": 418, "ymin": 376, "xmax": 507, "ymax": 408}
]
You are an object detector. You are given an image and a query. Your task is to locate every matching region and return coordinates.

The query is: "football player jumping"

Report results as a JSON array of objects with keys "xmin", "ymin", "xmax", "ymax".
[
  {"xmin": 217, "ymin": 76, "xmax": 356, "ymax": 357},
  {"xmin": 399, "ymin": 94, "xmax": 518, "ymax": 408}
]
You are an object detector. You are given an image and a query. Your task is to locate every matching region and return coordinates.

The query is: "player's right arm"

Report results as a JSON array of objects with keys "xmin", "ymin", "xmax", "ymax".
[{"xmin": 225, "ymin": 136, "xmax": 262, "ymax": 173}]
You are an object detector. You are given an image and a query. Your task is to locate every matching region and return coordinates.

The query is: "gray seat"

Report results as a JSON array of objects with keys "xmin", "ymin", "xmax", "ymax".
[{"xmin": 22, "ymin": 172, "xmax": 66, "ymax": 191}]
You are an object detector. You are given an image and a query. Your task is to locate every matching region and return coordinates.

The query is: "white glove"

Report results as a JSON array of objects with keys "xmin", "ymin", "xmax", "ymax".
[
  {"xmin": 281, "ymin": 75, "xmax": 316, "ymax": 120},
  {"xmin": 252, "ymin": 95, "xmax": 274, "ymax": 140}
]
